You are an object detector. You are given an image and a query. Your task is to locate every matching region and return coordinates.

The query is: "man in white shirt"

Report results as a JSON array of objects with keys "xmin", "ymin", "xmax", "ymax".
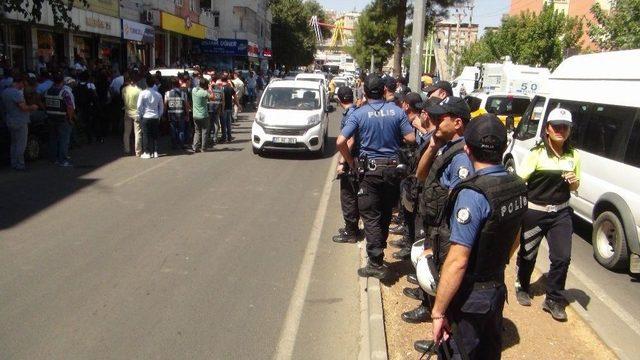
[{"xmin": 136, "ymin": 74, "xmax": 164, "ymax": 159}]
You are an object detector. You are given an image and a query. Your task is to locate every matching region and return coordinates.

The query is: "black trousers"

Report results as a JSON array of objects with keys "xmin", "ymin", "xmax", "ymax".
[
  {"xmin": 339, "ymin": 174, "xmax": 360, "ymax": 232},
  {"xmin": 358, "ymin": 172, "xmax": 400, "ymax": 263},
  {"xmin": 140, "ymin": 117, "xmax": 160, "ymax": 154},
  {"xmin": 439, "ymin": 285, "xmax": 506, "ymax": 360},
  {"xmin": 516, "ymin": 207, "xmax": 573, "ymax": 302}
]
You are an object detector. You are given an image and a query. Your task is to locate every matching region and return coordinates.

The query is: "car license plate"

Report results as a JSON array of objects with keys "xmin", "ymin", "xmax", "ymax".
[{"xmin": 273, "ymin": 137, "xmax": 297, "ymax": 144}]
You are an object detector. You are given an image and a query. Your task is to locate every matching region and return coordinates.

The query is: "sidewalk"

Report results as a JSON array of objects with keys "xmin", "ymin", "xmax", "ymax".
[{"xmin": 377, "ymin": 233, "xmax": 618, "ymax": 359}]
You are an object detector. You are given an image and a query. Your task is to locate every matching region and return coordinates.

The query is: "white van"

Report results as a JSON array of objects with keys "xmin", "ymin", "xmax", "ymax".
[{"xmin": 504, "ymin": 50, "xmax": 640, "ymax": 273}]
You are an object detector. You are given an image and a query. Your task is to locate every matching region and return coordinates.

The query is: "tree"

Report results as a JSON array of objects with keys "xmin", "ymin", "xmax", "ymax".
[
  {"xmin": 2, "ymin": 0, "xmax": 87, "ymax": 29},
  {"xmin": 459, "ymin": 3, "xmax": 582, "ymax": 71},
  {"xmin": 589, "ymin": 0, "xmax": 640, "ymax": 50},
  {"xmin": 270, "ymin": 0, "xmax": 317, "ymax": 69},
  {"xmin": 302, "ymin": 0, "xmax": 331, "ymax": 40},
  {"xmin": 349, "ymin": 0, "xmax": 396, "ymax": 71}
]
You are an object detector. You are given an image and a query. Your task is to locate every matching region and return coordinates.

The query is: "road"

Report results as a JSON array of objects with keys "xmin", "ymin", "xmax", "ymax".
[{"xmin": 0, "ymin": 111, "xmax": 361, "ymax": 359}]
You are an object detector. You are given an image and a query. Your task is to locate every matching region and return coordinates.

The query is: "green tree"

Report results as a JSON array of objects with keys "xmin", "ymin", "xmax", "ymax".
[
  {"xmin": 270, "ymin": 0, "xmax": 317, "ymax": 69},
  {"xmin": 2, "ymin": 0, "xmax": 87, "ymax": 29},
  {"xmin": 589, "ymin": 0, "xmax": 640, "ymax": 50},
  {"xmin": 459, "ymin": 3, "xmax": 582, "ymax": 71},
  {"xmin": 349, "ymin": 0, "xmax": 396, "ymax": 71}
]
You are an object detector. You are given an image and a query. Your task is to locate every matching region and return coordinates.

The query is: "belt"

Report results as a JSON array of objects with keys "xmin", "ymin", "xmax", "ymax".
[
  {"xmin": 363, "ymin": 158, "xmax": 398, "ymax": 171},
  {"xmin": 528, "ymin": 201, "xmax": 570, "ymax": 213}
]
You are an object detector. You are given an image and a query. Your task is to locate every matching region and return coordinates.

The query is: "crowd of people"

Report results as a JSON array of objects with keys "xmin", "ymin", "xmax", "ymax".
[
  {"xmin": 332, "ymin": 73, "xmax": 580, "ymax": 359},
  {"xmin": 0, "ymin": 58, "xmax": 267, "ymax": 169}
]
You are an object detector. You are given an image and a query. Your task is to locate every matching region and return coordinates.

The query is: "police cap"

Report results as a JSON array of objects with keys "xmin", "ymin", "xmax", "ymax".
[
  {"xmin": 423, "ymin": 96, "xmax": 471, "ymax": 123},
  {"xmin": 364, "ymin": 74, "xmax": 385, "ymax": 99},
  {"xmin": 385, "ymin": 77, "xmax": 398, "ymax": 92},
  {"xmin": 464, "ymin": 113, "xmax": 508, "ymax": 153},
  {"xmin": 337, "ymin": 86, "xmax": 354, "ymax": 103},
  {"xmin": 424, "ymin": 81, "xmax": 453, "ymax": 97}
]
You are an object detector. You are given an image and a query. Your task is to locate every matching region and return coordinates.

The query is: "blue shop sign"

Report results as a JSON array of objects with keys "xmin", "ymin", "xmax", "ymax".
[{"xmin": 195, "ymin": 38, "xmax": 248, "ymax": 56}]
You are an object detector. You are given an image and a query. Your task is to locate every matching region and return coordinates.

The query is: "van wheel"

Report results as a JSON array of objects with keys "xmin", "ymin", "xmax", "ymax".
[
  {"xmin": 315, "ymin": 132, "xmax": 327, "ymax": 157},
  {"xmin": 593, "ymin": 211, "xmax": 629, "ymax": 270},
  {"xmin": 25, "ymin": 134, "xmax": 41, "ymax": 161},
  {"xmin": 252, "ymin": 146, "xmax": 261, "ymax": 155},
  {"xmin": 504, "ymin": 158, "xmax": 516, "ymax": 174}
]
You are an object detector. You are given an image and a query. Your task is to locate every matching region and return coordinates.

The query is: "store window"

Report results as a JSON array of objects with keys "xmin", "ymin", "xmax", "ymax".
[
  {"xmin": 7, "ymin": 25, "xmax": 26, "ymax": 70},
  {"xmin": 73, "ymin": 36, "xmax": 93, "ymax": 63}
]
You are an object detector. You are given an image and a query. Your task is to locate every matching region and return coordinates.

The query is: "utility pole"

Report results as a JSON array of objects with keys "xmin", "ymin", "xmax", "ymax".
[
  {"xmin": 408, "ymin": 0, "xmax": 426, "ymax": 92},
  {"xmin": 467, "ymin": 0, "xmax": 475, "ymax": 46},
  {"xmin": 451, "ymin": 9, "xmax": 462, "ymax": 79}
]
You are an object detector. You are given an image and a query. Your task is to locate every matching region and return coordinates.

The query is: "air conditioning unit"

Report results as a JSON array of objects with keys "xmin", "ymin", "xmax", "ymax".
[{"xmin": 142, "ymin": 10, "xmax": 154, "ymax": 24}]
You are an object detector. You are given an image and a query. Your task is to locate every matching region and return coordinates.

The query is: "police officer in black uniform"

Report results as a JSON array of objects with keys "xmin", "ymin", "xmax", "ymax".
[
  {"xmin": 422, "ymin": 114, "xmax": 527, "ymax": 359},
  {"xmin": 402, "ymin": 97, "xmax": 474, "ymax": 324},
  {"xmin": 337, "ymin": 74, "xmax": 416, "ymax": 279},
  {"xmin": 333, "ymin": 86, "xmax": 362, "ymax": 243}
]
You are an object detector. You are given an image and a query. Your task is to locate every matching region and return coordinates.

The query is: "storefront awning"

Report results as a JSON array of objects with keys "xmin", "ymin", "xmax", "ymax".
[
  {"xmin": 123, "ymin": 19, "xmax": 155, "ymax": 44},
  {"xmin": 160, "ymin": 12, "xmax": 205, "ymax": 39}
]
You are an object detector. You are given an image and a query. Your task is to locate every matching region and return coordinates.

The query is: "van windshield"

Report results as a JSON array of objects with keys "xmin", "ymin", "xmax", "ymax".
[
  {"xmin": 261, "ymin": 87, "xmax": 321, "ymax": 110},
  {"xmin": 486, "ymin": 96, "xmax": 531, "ymax": 116}
]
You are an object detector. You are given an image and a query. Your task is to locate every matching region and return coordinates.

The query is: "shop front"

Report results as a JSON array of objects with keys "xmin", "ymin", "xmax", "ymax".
[
  {"xmin": 0, "ymin": 21, "xmax": 29, "ymax": 70},
  {"xmin": 122, "ymin": 19, "xmax": 155, "ymax": 68},
  {"xmin": 247, "ymin": 41, "xmax": 260, "ymax": 71},
  {"xmin": 36, "ymin": 29, "xmax": 65, "ymax": 66},
  {"xmin": 192, "ymin": 38, "xmax": 248, "ymax": 71},
  {"xmin": 160, "ymin": 12, "xmax": 205, "ymax": 66},
  {"xmin": 260, "ymin": 48, "xmax": 272, "ymax": 73}
]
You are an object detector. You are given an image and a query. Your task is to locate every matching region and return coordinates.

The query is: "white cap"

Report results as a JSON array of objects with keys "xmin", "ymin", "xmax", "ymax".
[{"xmin": 548, "ymin": 108, "xmax": 572, "ymax": 126}]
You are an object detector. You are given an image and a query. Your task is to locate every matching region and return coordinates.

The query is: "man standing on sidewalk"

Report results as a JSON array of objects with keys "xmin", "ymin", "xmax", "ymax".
[
  {"xmin": 45, "ymin": 72, "xmax": 75, "ymax": 167},
  {"xmin": 1, "ymin": 74, "xmax": 39, "ymax": 170},
  {"xmin": 122, "ymin": 73, "xmax": 142, "ymax": 156},
  {"xmin": 427, "ymin": 114, "xmax": 527, "ymax": 359}
]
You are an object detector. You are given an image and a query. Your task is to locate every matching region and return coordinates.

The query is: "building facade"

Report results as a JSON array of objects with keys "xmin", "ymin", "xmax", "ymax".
[
  {"xmin": 435, "ymin": 21, "xmax": 479, "ymax": 56},
  {"xmin": 0, "ymin": 0, "xmax": 272, "ymax": 72},
  {"xmin": 508, "ymin": 0, "xmax": 613, "ymax": 49}
]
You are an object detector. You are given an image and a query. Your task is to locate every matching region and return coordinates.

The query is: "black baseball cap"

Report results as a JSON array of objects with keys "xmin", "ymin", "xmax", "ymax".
[
  {"xmin": 423, "ymin": 96, "xmax": 471, "ymax": 122},
  {"xmin": 336, "ymin": 86, "xmax": 354, "ymax": 102},
  {"xmin": 464, "ymin": 113, "xmax": 508, "ymax": 153},
  {"xmin": 385, "ymin": 77, "xmax": 398, "ymax": 92},
  {"xmin": 364, "ymin": 74, "xmax": 385, "ymax": 99},
  {"xmin": 424, "ymin": 81, "xmax": 453, "ymax": 97}
]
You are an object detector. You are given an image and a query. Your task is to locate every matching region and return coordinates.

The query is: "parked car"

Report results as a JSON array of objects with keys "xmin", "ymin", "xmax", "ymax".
[
  {"xmin": 0, "ymin": 111, "xmax": 50, "ymax": 164},
  {"xmin": 251, "ymin": 79, "xmax": 329, "ymax": 156},
  {"xmin": 503, "ymin": 49, "xmax": 640, "ymax": 273},
  {"xmin": 465, "ymin": 91, "xmax": 532, "ymax": 130}
]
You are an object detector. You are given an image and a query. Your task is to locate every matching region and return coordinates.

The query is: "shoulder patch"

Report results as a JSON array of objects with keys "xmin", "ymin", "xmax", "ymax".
[
  {"xmin": 456, "ymin": 208, "xmax": 471, "ymax": 224},
  {"xmin": 458, "ymin": 167, "xmax": 470, "ymax": 179}
]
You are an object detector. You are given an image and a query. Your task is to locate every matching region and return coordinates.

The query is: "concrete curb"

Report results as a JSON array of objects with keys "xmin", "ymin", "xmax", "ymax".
[{"xmin": 358, "ymin": 243, "xmax": 388, "ymax": 360}]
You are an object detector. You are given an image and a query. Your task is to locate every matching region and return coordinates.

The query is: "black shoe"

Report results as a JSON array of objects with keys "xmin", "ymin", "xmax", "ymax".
[
  {"xmin": 407, "ymin": 273, "xmax": 418, "ymax": 285},
  {"xmin": 389, "ymin": 224, "xmax": 406, "ymax": 235},
  {"xmin": 393, "ymin": 247, "xmax": 412, "ymax": 260},
  {"xmin": 403, "ymin": 287, "xmax": 425, "ymax": 301},
  {"xmin": 332, "ymin": 228, "xmax": 358, "ymax": 243},
  {"xmin": 389, "ymin": 235, "xmax": 413, "ymax": 249},
  {"xmin": 414, "ymin": 339, "xmax": 435, "ymax": 354},
  {"xmin": 542, "ymin": 299, "xmax": 567, "ymax": 321},
  {"xmin": 402, "ymin": 304, "xmax": 430, "ymax": 323},
  {"xmin": 515, "ymin": 288, "xmax": 532, "ymax": 306},
  {"xmin": 357, "ymin": 262, "xmax": 388, "ymax": 280}
]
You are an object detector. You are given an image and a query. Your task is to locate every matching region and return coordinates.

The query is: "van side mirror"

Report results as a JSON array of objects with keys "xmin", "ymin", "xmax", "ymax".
[{"xmin": 505, "ymin": 115, "xmax": 515, "ymax": 132}]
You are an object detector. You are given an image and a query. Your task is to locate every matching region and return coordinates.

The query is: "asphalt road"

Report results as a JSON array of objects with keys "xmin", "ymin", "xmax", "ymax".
[{"xmin": 0, "ymin": 110, "xmax": 361, "ymax": 359}]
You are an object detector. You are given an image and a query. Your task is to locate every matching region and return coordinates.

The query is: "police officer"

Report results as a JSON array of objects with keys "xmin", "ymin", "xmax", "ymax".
[
  {"xmin": 421, "ymin": 114, "xmax": 527, "ymax": 359},
  {"xmin": 333, "ymin": 86, "xmax": 362, "ymax": 243},
  {"xmin": 391, "ymin": 93, "xmax": 436, "ymax": 259},
  {"xmin": 515, "ymin": 108, "xmax": 580, "ymax": 321},
  {"xmin": 424, "ymin": 81, "xmax": 453, "ymax": 101},
  {"xmin": 45, "ymin": 71, "xmax": 76, "ymax": 167},
  {"xmin": 402, "ymin": 96, "xmax": 474, "ymax": 323},
  {"xmin": 337, "ymin": 74, "xmax": 416, "ymax": 279}
]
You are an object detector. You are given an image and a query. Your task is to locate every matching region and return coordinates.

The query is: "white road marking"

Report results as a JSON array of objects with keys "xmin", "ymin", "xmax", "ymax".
[
  {"xmin": 541, "ymin": 241, "xmax": 640, "ymax": 336},
  {"xmin": 273, "ymin": 154, "xmax": 338, "ymax": 360},
  {"xmin": 113, "ymin": 158, "xmax": 176, "ymax": 187}
]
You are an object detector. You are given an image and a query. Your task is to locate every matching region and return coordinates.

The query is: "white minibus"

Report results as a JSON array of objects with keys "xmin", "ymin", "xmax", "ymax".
[{"xmin": 503, "ymin": 50, "xmax": 640, "ymax": 274}]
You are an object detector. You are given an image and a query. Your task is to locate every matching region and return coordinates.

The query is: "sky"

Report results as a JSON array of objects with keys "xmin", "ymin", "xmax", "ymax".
[{"xmin": 316, "ymin": 0, "xmax": 511, "ymax": 34}]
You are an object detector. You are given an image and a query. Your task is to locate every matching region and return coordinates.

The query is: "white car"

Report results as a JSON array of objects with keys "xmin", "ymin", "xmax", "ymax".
[{"xmin": 252, "ymin": 79, "xmax": 330, "ymax": 155}]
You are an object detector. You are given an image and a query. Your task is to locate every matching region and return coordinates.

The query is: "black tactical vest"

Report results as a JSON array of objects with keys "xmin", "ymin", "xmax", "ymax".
[
  {"xmin": 418, "ymin": 140, "xmax": 466, "ymax": 225},
  {"xmin": 437, "ymin": 172, "xmax": 528, "ymax": 282},
  {"xmin": 166, "ymin": 89, "xmax": 185, "ymax": 114}
]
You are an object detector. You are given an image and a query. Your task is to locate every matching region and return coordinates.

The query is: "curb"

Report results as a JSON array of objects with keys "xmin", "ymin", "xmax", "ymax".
[{"xmin": 358, "ymin": 243, "xmax": 388, "ymax": 360}]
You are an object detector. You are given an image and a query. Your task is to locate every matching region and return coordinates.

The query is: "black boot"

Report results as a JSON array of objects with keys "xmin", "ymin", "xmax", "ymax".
[
  {"xmin": 393, "ymin": 247, "xmax": 412, "ymax": 260},
  {"xmin": 414, "ymin": 340, "xmax": 435, "ymax": 354},
  {"xmin": 389, "ymin": 235, "xmax": 414, "ymax": 249},
  {"xmin": 357, "ymin": 260, "xmax": 388, "ymax": 280},
  {"xmin": 403, "ymin": 287, "xmax": 425, "ymax": 301},
  {"xmin": 332, "ymin": 227, "xmax": 359, "ymax": 243},
  {"xmin": 402, "ymin": 304, "xmax": 430, "ymax": 323},
  {"xmin": 542, "ymin": 298, "xmax": 568, "ymax": 321}
]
